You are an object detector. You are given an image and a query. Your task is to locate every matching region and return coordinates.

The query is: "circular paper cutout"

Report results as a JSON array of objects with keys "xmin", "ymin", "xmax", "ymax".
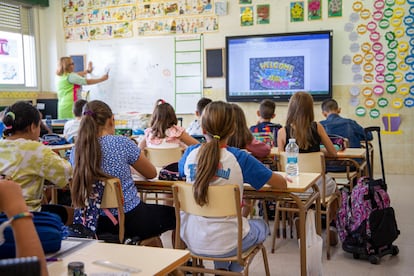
[
  {"xmin": 361, "ymin": 86, "xmax": 373, "ymax": 97},
  {"xmin": 388, "ymin": 40, "xmax": 398, "ymax": 49},
  {"xmin": 355, "ymin": 106, "xmax": 367, "ymax": 117},
  {"xmin": 361, "ymin": 42, "xmax": 371, "ymax": 52},
  {"xmin": 405, "ymin": 55, "xmax": 414, "ymax": 65},
  {"xmin": 357, "ymin": 24, "xmax": 368, "ymax": 35},
  {"xmin": 350, "ymin": 97, "xmax": 360, "ymax": 107},
  {"xmin": 376, "ymin": 74, "xmax": 385, "ymax": 83},
  {"xmin": 350, "ymin": 43, "xmax": 360, "ymax": 52},
  {"xmin": 406, "ymin": 27, "xmax": 414, "ymax": 36},
  {"xmin": 385, "ymin": 31, "xmax": 395, "ymax": 41},
  {"xmin": 394, "ymin": 72, "xmax": 404, "ymax": 83},
  {"xmin": 353, "ymin": 74, "xmax": 363, "ymax": 83},
  {"xmin": 353, "ymin": 54, "xmax": 364, "ymax": 64},
  {"xmin": 395, "ymin": 0, "xmax": 406, "ymax": 4},
  {"xmin": 344, "ymin": 22, "xmax": 355, "ymax": 32},
  {"xmin": 372, "ymin": 42, "xmax": 383, "ymax": 52},
  {"xmin": 394, "ymin": 27, "xmax": 405, "ymax": 38},
  {"xmin": 349, "ymin": 31, "xmax": 359, "ymax": 41},
  {"xmin": 398, "ymin": 61, "xmax": 409, "ymax": 71},
  {"xmin": 375, "ymin": 51, "xmax": 385, "ymax": 61},
  {"xmin": 373, "ymin": 11, "xmax": 384, "ymax": 21},
  {"xmin": 403, "ymin": 16, "xmax": 414, "ymax": 25},
  {"xmin": 390, "ymin": 17, "xmax": 402, "ymax": 27},
  {"xmin": 391, "ymin": 98, "xmax": 403, "ymax": 109},
  {"xmin": 352, "ymin": 64, "xmax": 362, "ymax": 73},
  {"xmin": 365, "ymin": 98, "xmax": 376, "ymax": 108},
  {"xmin": 410, "ymin": 85, "xmax": 414, "ymax": 95},
  {"xmin": 369, "ymin": 109, "xmax": 380, "ymax": 119},
  {"xmin": 398, "ymin": 41, "xmax": 409, "ymax": 52},
  {"xmin": 376, "ymin": 63, "xmax": 386, "ymax": 73},
  {"xmin": 385, "ymin": 0, "xmax": 395, "ymax": 6},
  {"xmin": 404, "ymin": 98, "xmax": 414, "ymax": 107},
  {"xmin": 367, "ymin": 21, "xmax": 378, "ymax": 32},
  {"xmin": 364, "ymin": 73, "xmax": 374, "ymax": 83},
  {"xmin": 379, "ymin": 19, "xmax": 390, "ymax": 29},
  {"xmin": 398, "ymin": 84, "xmax": 410, "ymax": 95},
  {"xmin": 385, "ymin": 73, "xmax": 396, "ymax": 82},
  {"xmin": 374, "ymin": 0, "xmax": 386, "ymax": 9},
  {"xmin": 360, "ymin": 9, "xmax": 371, "ymax": 20},
  {"xmin": 352, "ymin": 1, "xmax": 363, "ymax": 12},
  {"xmin": 364, "ymin": 52, "xmax": 374, "ymax": 62},
  {"xmin": 386, "ymin": 83, "xmax": 397, "ymax": 93},
  {"xmin": 363, "ymin": 63, "xmax": 374, "ymax": 72},
  {"xmin": 370, "ymin": 32, "xmax": 381, "ymax": 42},
  {"xmin": 393, "ymin": 8, "xmax": 405, "ymax": 18},
  {"xmin": 405, "ymin": 72, "xmax": 414, "ymax": 82},
  {"xmin": 377, "ymin": 97, "xmax": 389, "ymax": 108},
  {"xmin": 387, "ymin": 61, "xmax": 398, "ymax": 71},
  {"xmin": 398, "ymin": 50, "xmax": 408, "ymax": 59},
  {"xmin": 383, "ymin": 8, "xmax": 394, "ymax": 18},
  {"xmin": 350, "ymin": 13, "xmax": 360, "ymax": 23},
  {"xmin": 373, "ymin": 85, "xmax": 384, "ymax": 96},
  {"xmin": 350, "ymin": 86, "xmax": 360, "ymax": 96},
  {"xmin": 386, "ymin": 50, "xmax": 397, "ymax": 60}
]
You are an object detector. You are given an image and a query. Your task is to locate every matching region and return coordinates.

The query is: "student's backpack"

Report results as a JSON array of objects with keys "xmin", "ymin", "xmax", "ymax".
[
  {"xmin": 336, "ymin": 126, "xmax": 400, "ymax": 264},
  {"xmin": 0, "ymin": 212, "xmax": 67, "ymax": 259},
  {"xmin": 41, "ymin": 134, "xmax": 68, "ymax": 145}
]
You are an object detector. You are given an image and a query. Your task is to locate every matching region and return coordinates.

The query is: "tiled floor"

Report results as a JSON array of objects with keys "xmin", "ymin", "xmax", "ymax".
[{"xmin": 162, "ymin": 174, "xmax": 413, "ymax": 275}]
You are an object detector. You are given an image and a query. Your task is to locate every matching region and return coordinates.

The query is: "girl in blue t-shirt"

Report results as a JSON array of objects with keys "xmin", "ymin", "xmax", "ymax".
[{"xmin": 178, "ymin": 101, "xmax": 288, "ymax": 272}]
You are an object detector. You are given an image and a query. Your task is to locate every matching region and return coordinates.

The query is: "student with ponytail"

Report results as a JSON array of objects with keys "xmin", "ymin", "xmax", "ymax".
[{"xmin": 178, "ymin": 101, "xmax": 288, "ymax": 272}]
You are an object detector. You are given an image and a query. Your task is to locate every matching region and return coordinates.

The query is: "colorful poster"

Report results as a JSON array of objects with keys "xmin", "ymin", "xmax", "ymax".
[
  {"xmin": 239, "ymin": 0, "xmax": 252, "ymax": 4},
  {"xmin": 328, "ymin": 0, "xmax": 342, "ymax": 18},
  {"xmin": 240, "ymin": 6, "xmax": 254, "ymax": 26},
  {"xmin": 290, "ymin": 2, "xmax": 304, "ymax": 22},
  {"xmin": 249, "ymin": 57, "xmax": 305, "ymax": 90},
  {"xmin": 308, "ymin": 0, "xmax": 322, "ymax": 21},
  {"xmin": 257, "ymin": 4, "xmax": 270, "ymax": 24}
]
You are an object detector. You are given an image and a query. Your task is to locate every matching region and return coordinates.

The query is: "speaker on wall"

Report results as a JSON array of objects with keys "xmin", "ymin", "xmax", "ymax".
[{"xmin": 206, "ymin": 48, "xmax": 224, "ymax": 78}]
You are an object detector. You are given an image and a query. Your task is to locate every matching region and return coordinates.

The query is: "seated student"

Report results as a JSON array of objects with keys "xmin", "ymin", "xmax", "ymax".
[
  {"xmin": 320, "ymin": 98, "xmax": 372, "ymax": 148},
  {"xmin": 178, "ymin": 101, "xmax": 288, "ymax": 272},
  {"xmin": 277, "ymin": 92, "xmax": 337, "ymax": 195},
  {"xmin": 0, "ymin": 179, "xmax": 47, "ymax": 276},
  {"xmin": 139, "ymin": 99, "xmax": 198, "ymax": 150},
  {"xmin": 0, "ymin": 101, "xmax": 72, "ymax": 211},
  {"xmin": 186, "ymin": 97, "xmax": 212, "ymax": 136},
  {"xmin": 249, "ymin": 99, "xmax": 282, "ymax": 147},
  {"xmin": 63, "ymin": 99, "xmax": 87, "ymax": 143},
  {"xmin": 228, "ymin": 103, "xmax": 270, "ymax": 159},
  {"xmin": 70, "ymin": 100, "xmax": 176, "ymax": 242}
]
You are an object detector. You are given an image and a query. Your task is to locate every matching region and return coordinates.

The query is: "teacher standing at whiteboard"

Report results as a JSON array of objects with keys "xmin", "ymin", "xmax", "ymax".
[{"xmin": 55, "ymin": 57, "xmax": 109, "ymax": 119}]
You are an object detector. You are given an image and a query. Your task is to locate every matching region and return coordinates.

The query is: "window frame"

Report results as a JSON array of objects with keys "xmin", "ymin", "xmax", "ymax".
[{"xmin": 0, "ymin": 1, "xmax": 40, "ymax": 91}]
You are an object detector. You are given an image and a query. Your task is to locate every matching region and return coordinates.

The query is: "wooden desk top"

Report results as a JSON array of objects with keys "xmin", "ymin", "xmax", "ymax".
[
  {"xmin": 271, "ymin": 147, "xmax": 366, "ymax": 159},
  {"xmin": 48, "ymin": 241, "xmax": 190, "ymax": 276},
  {"xmin": 47, "ymin": 143, "xmax": 74, "ymax": 153},
  {"xmin": 135, "ymin": 172, "xmax": 321, "ymax": 194}
]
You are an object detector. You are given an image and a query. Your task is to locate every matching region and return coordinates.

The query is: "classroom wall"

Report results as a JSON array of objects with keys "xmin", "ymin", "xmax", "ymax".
[{"xmin": 30, "ymin": 1, "xmax": 414, "ymax": 174}]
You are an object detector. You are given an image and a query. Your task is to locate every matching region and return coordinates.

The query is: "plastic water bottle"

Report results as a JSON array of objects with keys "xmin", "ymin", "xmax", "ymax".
[{"xmin": 285, "ymin": 138, "xmax": 299, "ymax": 176}]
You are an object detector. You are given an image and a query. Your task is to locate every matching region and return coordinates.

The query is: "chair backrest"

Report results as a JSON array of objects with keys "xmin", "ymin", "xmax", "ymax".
[
  {"xmin": 144, "ymin": 147, "xmax": 183, "ymax": 167},
  {"xmin": 172, "ymin": 182, "xmax": 244, "ymax": 261},
  {"xmin": 279, "ymin": 152, "xmax": 327, "ymax": 199},
  {"xmin": 100, "ymin": 178, "xmax": 125, "ymax": 243}
]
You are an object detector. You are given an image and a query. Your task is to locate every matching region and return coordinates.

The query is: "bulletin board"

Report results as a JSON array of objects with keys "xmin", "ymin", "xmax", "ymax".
[{"xmin": 76, "ymin": 35, "xmax": 203, "ymax": 114}]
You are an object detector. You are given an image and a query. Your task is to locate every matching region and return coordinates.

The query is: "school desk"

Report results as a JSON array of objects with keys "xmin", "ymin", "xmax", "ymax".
[
  {"xmin": 47, "ymin": 239, "xmax": 190, "ymax": 275},
  {"xmin": 134, "ymin": 172, "xmax": 322, "ymax": 276}
]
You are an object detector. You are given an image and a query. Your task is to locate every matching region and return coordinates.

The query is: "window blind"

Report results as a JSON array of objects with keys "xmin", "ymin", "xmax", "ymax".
[{"xmin": 0, "ymin": 1, "xmax": 32, "ymax": 35}]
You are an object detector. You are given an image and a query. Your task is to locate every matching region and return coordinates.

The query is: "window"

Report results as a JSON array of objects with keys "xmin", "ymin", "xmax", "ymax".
[{"xmin": 0, "ymin": 1, "xmax": 37, "ymax": 89}]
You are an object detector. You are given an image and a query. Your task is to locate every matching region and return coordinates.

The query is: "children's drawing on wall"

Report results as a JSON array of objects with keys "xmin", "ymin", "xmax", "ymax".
[
  {"xmin": 290, "ymin": 2, "xmax": 304, "ymax": 22},
  {"xmin": 328, "ymin": 0, "xmax": 342, "ymax": 18},
  {"xmin": 308, "ymin": 0, "xmax": 322, "ymax": 21},
  {"xmin": 137, "ymin": 0, "xmax": 214, "ymax": 18},
  {"xmin": 137, "ymin": 16, "xmax": 218, "ymax": 35},
  {"xmin": 240, "ymin": 6, "xmax": 254, "ymax": 26},
  {"xmin": 256, "ymin": 4, "xmax": 270, "ymax": 24},
  {"xmin": 0, "ymin": 32, "xmax": 23, "ymax": 84}
]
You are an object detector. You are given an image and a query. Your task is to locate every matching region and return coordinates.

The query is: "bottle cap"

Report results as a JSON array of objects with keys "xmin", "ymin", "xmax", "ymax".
[
  {"xmin": 288, "ymin": 138, "xmax": 296, "ymax": 143},
  {"xmin": 68, "ymin": 261, "xmax": 84, "ymax": 275}
]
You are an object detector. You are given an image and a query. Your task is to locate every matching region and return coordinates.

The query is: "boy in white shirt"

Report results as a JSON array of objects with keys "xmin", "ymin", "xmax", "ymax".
[
  {"xmin": 63, "ymin": 99, "xmax": 87, "ymax": 143},
  {"xmin": 186, "ymin": 97, "xmax": 212, "ymax": 136}
]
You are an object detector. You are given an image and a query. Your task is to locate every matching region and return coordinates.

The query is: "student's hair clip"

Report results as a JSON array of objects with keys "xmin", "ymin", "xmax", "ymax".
[
  {"xmin": 157, "ymin": 99, "xmax": 166, "ymax": 105},
  {"xmin": 83, "ymin": 110, "xmax": 95, "ymax": 116},
  {"xmin": 5, "ymin": 111, "xmax": 15, "ymax": 121}
]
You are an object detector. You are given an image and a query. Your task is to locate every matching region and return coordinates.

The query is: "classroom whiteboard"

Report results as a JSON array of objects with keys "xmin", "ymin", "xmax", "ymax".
[{"xmin": 80, "ymin": 36, "xmax": 201, "ymax": 114}]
